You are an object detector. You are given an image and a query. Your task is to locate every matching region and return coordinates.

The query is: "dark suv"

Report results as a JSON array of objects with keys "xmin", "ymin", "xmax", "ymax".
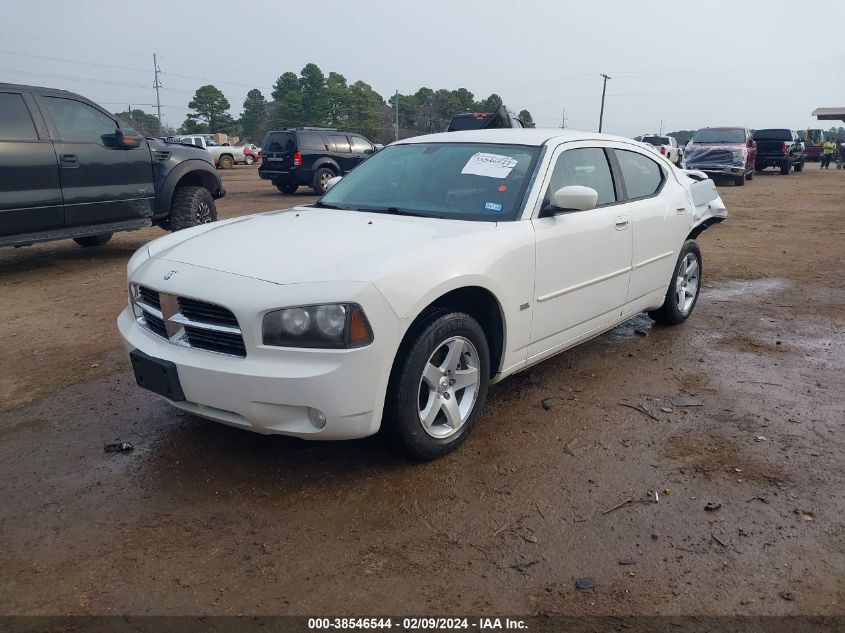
[
  {"xmin": 258, "ymin": 127, "xmax": 377, "ymax": 195},
  {"xmin": 0, "ymin": 83, "xmax": 225, "ymax": 248}
]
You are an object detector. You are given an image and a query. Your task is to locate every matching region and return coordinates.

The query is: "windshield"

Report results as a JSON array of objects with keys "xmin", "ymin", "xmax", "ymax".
[
  {"xmin": 691, "ymin": 128, "xmax": 745, "ymax": 144},
  {"xmin": 642, "ymin": 136, "xmax": 670, "ymax": 146},
  {"xmin": 753, "ymin": 129, "xmax": 791, "ymax": 141},
  {"xmin": 448, "ymin": 114, "xmax": 493, "ymax": 131},
  {"xmin": 319, "ymin": 142, "xmax": 542, "ymax": 222}
]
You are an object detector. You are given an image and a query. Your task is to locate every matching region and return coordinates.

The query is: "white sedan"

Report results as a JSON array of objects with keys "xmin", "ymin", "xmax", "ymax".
[{"xmin": 118, "ymin": 129, "xmax": 727, "ymax": 459}]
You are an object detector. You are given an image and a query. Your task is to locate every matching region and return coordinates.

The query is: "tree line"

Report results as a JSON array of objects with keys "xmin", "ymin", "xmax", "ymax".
[{"xmin": 115, "ymin": 62, "xmax": 536, "ymax": 144}]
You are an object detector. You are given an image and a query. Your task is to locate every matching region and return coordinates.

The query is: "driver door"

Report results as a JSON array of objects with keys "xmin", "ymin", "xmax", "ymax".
[
  {"xmin": 528, "ymin": 144, "xmax": 633, "ymax": 363},
  {"xmin": 37, "ymin": 95, "xmax": 154, "ymax": 229}
]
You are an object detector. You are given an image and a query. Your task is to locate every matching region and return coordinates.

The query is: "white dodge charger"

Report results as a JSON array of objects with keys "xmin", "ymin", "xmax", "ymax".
[{"xmin": 118, "ymin": 129, "xmax": 727, "ymax": 459}]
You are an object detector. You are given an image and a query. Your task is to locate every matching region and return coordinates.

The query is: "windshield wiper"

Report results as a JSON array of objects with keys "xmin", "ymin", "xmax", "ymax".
[
  {"xmin": 312, "ymin": 200, "xmax": 346, "ymax": 209},
  {"xmin": 363, "ymin": 206, "xmax": 428, "ymax": 217}
]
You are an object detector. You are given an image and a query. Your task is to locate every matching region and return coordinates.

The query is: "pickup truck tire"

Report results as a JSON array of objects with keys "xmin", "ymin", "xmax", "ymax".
[
  {"xmin": 385, "ymin": 311, "xmax": 491, "ymax": 460},
  {"xmin": 218, "ymin": 155, "xmax": 234, "ymax": 170},
  {"xmin": 648, "ymin": 240, "xmax": 702, "ymax": 326},
  {"xmin": 734, "ymin": 174, "xmax": 746, "ymax": 186},
  {"xmin": 780, "ymin": 159, "xmax": 791, "ymax": 176},
  {"xmin": 275, "ymin": 182, "xmax": 299, "ymax": 194},
  {"xmin": 169, "ymin": 185, "xmax": 217, "ymax": 231},
  {"xmin": 73, "ymin": 233, "xmax": 113, "ymax": 247},
  {"xmin": 312, "ymin": 167, "xmax": 336, "ymax": 195},
  {"xmin": 794, "ymin": 158, "xmax": 804, "ymax": 172},
  {"xmin": 746, "ymin": 170, "xmax": 753, "ymax": 181}
]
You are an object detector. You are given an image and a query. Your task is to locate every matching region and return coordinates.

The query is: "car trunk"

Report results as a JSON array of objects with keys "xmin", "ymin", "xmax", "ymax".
[{"xmin": 260, "ymin": 131, "xmax": 295, "ymax": 169}]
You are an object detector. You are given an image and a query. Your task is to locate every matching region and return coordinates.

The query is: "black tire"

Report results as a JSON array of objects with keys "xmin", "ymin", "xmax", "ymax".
[
  {"xmin": 168, "ymin": 185, "xmax": 217, "ymax": 232},
  {"xmin": 384, "ymin": 312, "xmax": 491, "ymax": 460},
  {"xmin": 648, "ymin": 240, "xmax": 702, "ymax": 326},
  {"xmin": 73, "ymin": 233, "xmax": 112, "ymax": 247},
  {"xmin": 734, "ymin": 174, "xmax": 746, "ymax": 186},
  {"xmin": 274, "ymin": 181, "xmax": 299, "ymax": 194},
  {"xmin": 244, "ymin": 154, "xmax": 255, "ymax": 165},
  {"xmin": 312, "ymin": 167, "xmax": 335, "ymax": 195},
  {"xmin": 780, "ymin": 158, "xmax": 791, "ymax": 175},
  {"xmin": 218, "ymin": 154, "xmax": 234, "ymax": 170},
  {"xmin": 746, "ymin": 169, "xmax": 753, "ymax": 181},
  {"xmin": 794, "ymin": 158, "xmax": 804, "ymax": 172}
]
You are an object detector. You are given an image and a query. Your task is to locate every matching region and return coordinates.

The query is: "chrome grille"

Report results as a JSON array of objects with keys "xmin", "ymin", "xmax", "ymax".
[{"xmin": 132, "ymin": 285, "xmax": 246, "ymax": 357}]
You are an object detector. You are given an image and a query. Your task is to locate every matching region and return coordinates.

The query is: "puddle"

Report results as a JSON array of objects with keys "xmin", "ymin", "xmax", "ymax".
[{"xmin": 702, "ymin": 278, "xmax": 790, "ymax": 301}]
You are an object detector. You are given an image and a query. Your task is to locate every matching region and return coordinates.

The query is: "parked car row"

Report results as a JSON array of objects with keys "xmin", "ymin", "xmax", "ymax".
[{"xmin": 681, "ymin": 126, "xmax": 808, "ymax": 185}]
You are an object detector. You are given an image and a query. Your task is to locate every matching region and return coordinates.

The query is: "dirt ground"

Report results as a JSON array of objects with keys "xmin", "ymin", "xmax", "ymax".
[{"xmin": 0, "ymin": 165, "xmax": 843, "ymax": 617}]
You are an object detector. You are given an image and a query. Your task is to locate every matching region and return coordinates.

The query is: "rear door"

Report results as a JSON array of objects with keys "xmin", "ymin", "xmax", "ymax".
[
  {"xmin": 38, "ymin": 94, "xmax": 154, "ymax": 228},
  {"xmin": 325, "ymin": 133, "xmax": 356, "ymax": 173},
  {"xmin": 0, "ymin": 90, "xmax": 64, "ymax": 238},
  {"xmin": 261, "ymin": 131, "xmax": 295, "ymax": 170}
]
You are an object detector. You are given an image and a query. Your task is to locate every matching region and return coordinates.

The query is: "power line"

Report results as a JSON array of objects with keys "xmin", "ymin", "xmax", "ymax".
[{"xmin": 0, "ymin": 48, "xmax": 149, "ymax": 73}]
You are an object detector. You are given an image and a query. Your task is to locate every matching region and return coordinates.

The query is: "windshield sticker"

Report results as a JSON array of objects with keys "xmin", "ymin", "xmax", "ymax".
[
  {"xmin": 484, "ymin": 202, "xmax": 503, "ymax": 212},
  {"xmin": 462, "ymin": 152, "xmax": 518, "ymax": 179}
]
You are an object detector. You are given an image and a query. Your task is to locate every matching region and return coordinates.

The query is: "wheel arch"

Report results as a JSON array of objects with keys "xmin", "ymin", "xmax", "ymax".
[
  {"xmin": 155, "ymin": 161, "xmax": 223, "ymax": 217},
  {"xmin": 312, "ymin": 158, "xmax": 341, "ymax": 174},
  {"xmin": 396, "ymin": 285, "xmax": 507, "ymax": 379},
  {"xmin": 686, "ymin": 217, "xmax": 723, "ymax": 241}
]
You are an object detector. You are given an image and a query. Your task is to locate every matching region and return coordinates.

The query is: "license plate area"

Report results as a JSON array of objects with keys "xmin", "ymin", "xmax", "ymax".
[{"xmin": 129, "ymin": 350, "xmax": 185, "ymax": 401}]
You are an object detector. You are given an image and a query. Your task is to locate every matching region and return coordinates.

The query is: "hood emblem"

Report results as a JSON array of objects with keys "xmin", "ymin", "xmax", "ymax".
[{"xmin": 163, "ymin": 270, "xmax": 177, "ymax": 280}]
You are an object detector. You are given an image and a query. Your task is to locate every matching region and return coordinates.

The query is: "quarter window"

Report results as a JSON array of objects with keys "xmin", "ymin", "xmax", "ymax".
[
  {"xmin": 544, "ymin": 147, "xmax": 616, "ymax": 207},
  {"xmin": 327, "ymin": 134, "xmax": 351, "ymax": 153},
  {"xmin": 44, "ymin": 97, "xmax": 115, "ymax": 144},
  {"xmin": 0, "ymin": 93, "xmax": 38, "ymax": 141},
  {"xmin": 351, "ymin": 136, "xmax": 373, "ymax": 153},
  {"xmin": 615, "ymin": 149, "xmax": 664, "ymax": 199}
]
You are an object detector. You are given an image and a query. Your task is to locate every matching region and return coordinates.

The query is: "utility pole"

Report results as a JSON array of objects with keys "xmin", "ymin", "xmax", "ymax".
[
  {"xmin": 659, "ymin": 119, "xmax": 664, "ymax": 135},
  {"xmin": 394, "ymin": 90, "xmax": 399, "ymax": 142},
  {"xmin": 561, "ymin": 107, "xmax": 567, "ymax": 129},
  {"xmin": 153, "ymin": 53, "xmax": 163, "ymax": 135},
  {"xmin": 598, "ymin": 73, "xmax": 611, "ymax": 133}
]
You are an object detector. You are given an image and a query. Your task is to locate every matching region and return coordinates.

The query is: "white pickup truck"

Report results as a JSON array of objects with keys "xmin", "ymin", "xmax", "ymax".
[
  {"xmin": 169, "ymin": 135, "xmax": 246, "ymax": 169},
  {"xmin": 640, "ymin": 134, "xmax": 683, "ymax": 166}
]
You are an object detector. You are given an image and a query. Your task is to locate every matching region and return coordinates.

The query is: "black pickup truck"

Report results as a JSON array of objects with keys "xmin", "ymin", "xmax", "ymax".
[
  {"xmin": 753, "ymin": 129, "xmax": 804, "ymax": 175},
  {"xmin": 0, "ymin": 83, "xmax": 225, "ymax": 248}
]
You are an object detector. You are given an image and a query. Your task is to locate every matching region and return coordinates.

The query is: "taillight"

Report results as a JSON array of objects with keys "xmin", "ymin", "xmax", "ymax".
[
  {"xmin": 781, "ymin": 143, "xmax": 788, "ymax": 155},
  {"xmin": 293, "ymin": 151, "xmax": 302, "ymax": 166},
  {"xmin": 660, "ymin": 146, "xmax": 667, "ymax": 155}
]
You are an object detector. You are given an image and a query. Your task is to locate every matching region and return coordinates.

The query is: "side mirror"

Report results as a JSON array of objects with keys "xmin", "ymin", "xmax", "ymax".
[
  {"xmin": 550, "ymin": 185, "xmax": 598, "ymax": 213},
  {"xmin": 325, "ymin": 176, "xmax": 342, "ymax": 192},
  {"xmin": 104, "ymin": 128, "xmax": 143, "ymax": 150}
]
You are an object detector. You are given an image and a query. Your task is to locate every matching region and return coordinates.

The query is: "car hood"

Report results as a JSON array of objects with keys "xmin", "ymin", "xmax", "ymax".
[
  {"xmin": 156, "ymin": 207, "xmax": 499, "ymax": 285},
  {"xmin": 685, "ymin": 143, "xmax": 747, "ymax": 162}
]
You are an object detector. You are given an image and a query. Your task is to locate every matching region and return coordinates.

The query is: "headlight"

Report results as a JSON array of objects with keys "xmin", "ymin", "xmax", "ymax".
[{"xmin": 262, "ymin": 303, "xmax": 373, "ymax": 349}]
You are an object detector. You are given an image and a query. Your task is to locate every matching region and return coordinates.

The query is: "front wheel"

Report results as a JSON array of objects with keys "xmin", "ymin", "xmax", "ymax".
[
  {"xmin": 648, "ymin": 240, "xmax": 702, "ymax": 326},
  {"xmin": 168, "ymin": 185, "xmax": 217, "ymax": 231},
  {"xmin": 73, "ymin": 233, "xmax": 112, "ymax": 247},
  {"xmin": 385, "ymin": 312, "xmax": 491, "ymax": 460}
]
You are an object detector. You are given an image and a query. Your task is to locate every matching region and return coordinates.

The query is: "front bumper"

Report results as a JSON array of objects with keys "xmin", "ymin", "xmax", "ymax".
[
  {"xmin": 684, "ymin": 163, "xmax": 746, "ymax": 177},
  {"xmin": 117, "ymin": 260, "xmax": 401, "ymax": 440}
]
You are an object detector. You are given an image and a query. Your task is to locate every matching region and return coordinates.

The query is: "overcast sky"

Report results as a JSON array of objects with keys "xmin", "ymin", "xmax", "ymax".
[{"xmin": 2, "ymin": 0, "xmax": 843, "ymax": 137}]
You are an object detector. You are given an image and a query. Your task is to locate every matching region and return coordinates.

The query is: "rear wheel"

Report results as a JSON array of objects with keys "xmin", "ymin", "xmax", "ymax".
[
  {"xmin": 244, "ymin": 154, "xmax": 255, "ymax": 165},
  {"xmin": 385, "ymin": 312, "xmax": 490, "ymax": 460},
  {"xmin": 648, "ymin": 240, "xmax": 702, "ymax": 326},
  {"xmin": 780, "ymin": 158, "xmax": 791, "ymax": 175},
  {"xmin": 73, "ymin": 233, "xmax": 112, "ymax": 247},
  {"xmin": 312, "ymin": 167, "xmax": 335, "ymax": 195},
  {"xmin": 218, "ymin": 155, "xmax": 234, "ymax": 170},
  {"xmin": 274, "ymin": 181, "xmax": 299, "ymax": 194},
  {"xmin": 169, "ymin": 185, "xmax": 217, "ymax": 231},
  {"xmin": 794, "ymin": 158, "xmax": 804, "ymax": 172}
]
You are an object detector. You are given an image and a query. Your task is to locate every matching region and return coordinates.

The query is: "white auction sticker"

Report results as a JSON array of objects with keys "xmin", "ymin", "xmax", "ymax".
[{"xmin": 461, "ymin": 152, "xmax": 518, "ymax": 179}]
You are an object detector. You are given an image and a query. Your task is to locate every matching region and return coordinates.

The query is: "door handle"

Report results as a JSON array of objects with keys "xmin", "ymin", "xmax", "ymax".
[
  {"xmin": 60, "ymin": 154, "xmax": 79, "ymax": 168},
  {"xmin": 615, "ymin": 216, "xmax": 629, "ymax": 230},
  {"xmin": 676, "ymin": 206, "xmax": 688, "ymax": 215}
]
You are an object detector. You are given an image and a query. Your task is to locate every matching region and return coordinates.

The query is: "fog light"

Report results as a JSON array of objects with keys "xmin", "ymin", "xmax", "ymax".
[{"xmin": 308, "ymin": 408, "xmax": 327, "ymax": 429}]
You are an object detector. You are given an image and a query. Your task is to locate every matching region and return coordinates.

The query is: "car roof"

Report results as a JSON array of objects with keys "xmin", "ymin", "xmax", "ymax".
[
  {"xmin": 396, "ymin": 128, "xmax": 643, "ymax": 148},
  {"xmin": 0, "ymin": 82, "xmax": 87, "ymax": 99}
]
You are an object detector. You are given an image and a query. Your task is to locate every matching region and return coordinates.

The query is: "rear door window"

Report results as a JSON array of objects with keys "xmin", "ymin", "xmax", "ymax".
[
  {"xmin": 614, "ymin": 149, "xmax": 664, "ymax": 200},
  {"xmin": 327, "ymin": 134, "xmax": 351, "ymax": 153},
  {"xmin": 0, "ymin": 92, "xmax": 38, "ymax": 141},
  {"xmin": 544, "ymin": 147, "xmax": 617, "ymax": 208}
]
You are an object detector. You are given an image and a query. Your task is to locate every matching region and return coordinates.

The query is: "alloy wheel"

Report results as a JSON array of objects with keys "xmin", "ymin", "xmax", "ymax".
[
  {"xmin": 417, "ymin": 336, "xmax": 480, "ymax": 439},
  {"xmin": 675, "ymin": 253, "xmax": 699, "ymax": 314}
]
